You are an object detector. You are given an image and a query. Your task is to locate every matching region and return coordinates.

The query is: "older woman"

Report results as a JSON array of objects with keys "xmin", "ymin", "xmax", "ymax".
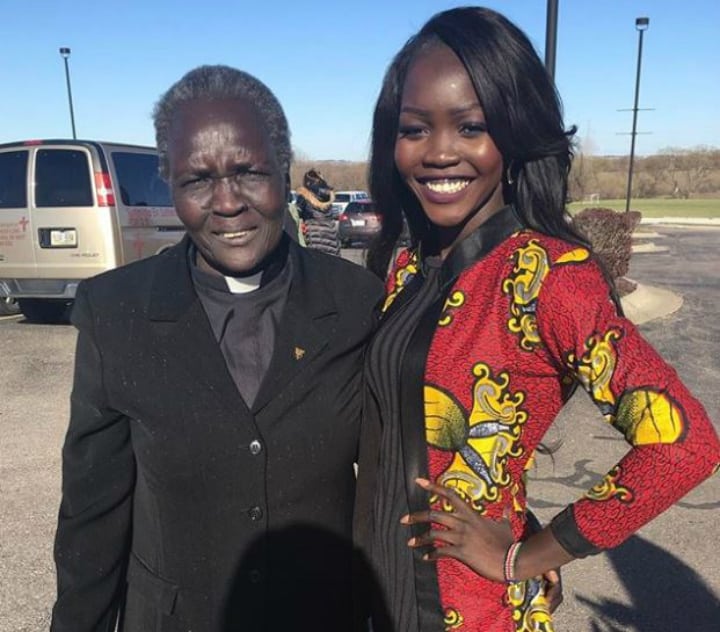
[{"xmin": 51, "ymin": 65, "xmax": 383, "ymax": 632}]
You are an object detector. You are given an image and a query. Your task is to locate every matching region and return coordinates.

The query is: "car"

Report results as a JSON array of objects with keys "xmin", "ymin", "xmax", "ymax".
[
  {"xmin": 337, "ymin": 200, "xmax": 413, "ymax": 248},
  {"xmin": 338, "ymin": 200, "xmax": 382, "ymax": 247},
  {"xmin": 330, "ymin": 190, "xmax": 369, "ymax": 218}
]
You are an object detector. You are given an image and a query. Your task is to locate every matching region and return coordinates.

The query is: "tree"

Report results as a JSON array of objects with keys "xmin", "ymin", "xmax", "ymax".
[{"xmin": 656, "ymin": 146, "xmax": 718, "ymax": 198}]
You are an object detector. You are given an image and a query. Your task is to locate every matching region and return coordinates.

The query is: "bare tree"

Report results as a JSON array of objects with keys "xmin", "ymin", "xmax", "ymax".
[
  {"xmin": 291, "ymin": 160, "xmax": 368, "ymax": 191},
  {"xmin": 285, "ymin": 146, "xmax": 720, "ymax": 200},
  {"xmin": 656, "ymin": 146, "xmax": 718, "ymax": 198}
]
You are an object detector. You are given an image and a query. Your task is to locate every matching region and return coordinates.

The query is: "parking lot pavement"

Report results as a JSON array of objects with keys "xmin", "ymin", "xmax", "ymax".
[
  {"xmin": 530, "ymin": 226, "xmax": 720, "ymax": 632},
  {"xmin": 1, "ymin": 318, "xmax": 75, "ymax": 632},
  {"xmin": 1, "ymin": 227, "xmax": 718, "ymax": 632}
]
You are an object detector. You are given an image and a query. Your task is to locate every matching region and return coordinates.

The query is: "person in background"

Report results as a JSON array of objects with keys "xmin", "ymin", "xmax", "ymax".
[
  {"xmin": 354, "ymin": 7, "xmax": 720, "ymax": 631},
  {"xmin": 51, "ymin": 64, "xmax": 383, "ymax": 632},
  {"xmin": 296, "ymin": 168, "xmax": 341, "ymax": 255},
  {"xmin": 285, "ymin": 190, "xmax": 306, "ymax": 246}
]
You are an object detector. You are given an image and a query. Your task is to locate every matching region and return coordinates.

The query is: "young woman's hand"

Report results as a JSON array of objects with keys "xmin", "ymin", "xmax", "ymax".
[
  {"xmin": 401, "ymin": 478, "xmax": 513, "ymax": 583},
  {"xmin": 543, "ymin": 569, "xmax": 563, "ymax": 613},
  {"xmin": 403, "ymin": 477, "xmax": 572, "ymax": 608}
]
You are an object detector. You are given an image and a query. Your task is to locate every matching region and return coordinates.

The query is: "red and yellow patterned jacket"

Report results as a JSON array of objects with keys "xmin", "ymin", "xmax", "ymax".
[{"xmin": 380, "ymin": 222, "xmax": 720, "ymax": 631}]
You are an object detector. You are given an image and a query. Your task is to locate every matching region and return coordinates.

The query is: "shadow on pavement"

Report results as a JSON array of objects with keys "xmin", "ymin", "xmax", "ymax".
[{"xmin": 577, "ymin": 534, "xmax": 720, "ymax": 632}]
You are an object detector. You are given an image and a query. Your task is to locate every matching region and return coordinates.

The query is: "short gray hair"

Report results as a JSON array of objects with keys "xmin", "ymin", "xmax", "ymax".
[{"xmin": 153, "ymin": 64, "xmax": 292, "ymax": 178}]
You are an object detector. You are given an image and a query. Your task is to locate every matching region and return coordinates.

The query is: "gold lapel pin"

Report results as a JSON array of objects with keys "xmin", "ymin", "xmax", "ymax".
[{"xmin": 294, "ymin": 347, "xmax": 306, "ymax": 360}]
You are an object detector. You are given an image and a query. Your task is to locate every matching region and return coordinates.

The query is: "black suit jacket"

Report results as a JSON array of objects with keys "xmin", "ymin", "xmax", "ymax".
[{"xmin": 51, "ymin": 237, "xmax": 383, "ymax": 632}]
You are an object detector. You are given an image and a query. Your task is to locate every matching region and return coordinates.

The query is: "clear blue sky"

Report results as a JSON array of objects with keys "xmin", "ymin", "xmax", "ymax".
[{"xmin": 2, "ymin": 0, "xmax": 718, "ymax": 160}]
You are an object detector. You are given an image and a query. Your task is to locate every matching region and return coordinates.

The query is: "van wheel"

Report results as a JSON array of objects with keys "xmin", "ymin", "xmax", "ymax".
[
  {"xmin": 18, "ymin": 299, "xmax": 72, "ymax": 324},
  {"xmin": 0, "ymin": 297, "xmax": 20, "ymax": 316}
]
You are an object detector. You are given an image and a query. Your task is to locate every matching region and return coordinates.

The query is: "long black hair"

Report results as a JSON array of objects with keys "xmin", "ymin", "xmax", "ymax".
[{"xmin": 366, "ymin": 6, "xmax": 588, "ymax": 279}]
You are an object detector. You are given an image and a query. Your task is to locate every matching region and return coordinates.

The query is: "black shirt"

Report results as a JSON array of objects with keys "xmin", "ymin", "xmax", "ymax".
[{"xmin": 190, "ymin": 244, "xmax": 292, "ymax": 408}]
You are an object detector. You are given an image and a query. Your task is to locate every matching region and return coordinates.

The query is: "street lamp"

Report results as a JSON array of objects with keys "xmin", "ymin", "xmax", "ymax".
[
  {"xmin": 59, "ymin": 47, "xmax": 77, "ymax": 139},
  {"xmin": 544, "ymin": 0, "xmax": 559, "ymax": 81},
  {"xmin": 625, "ymin": 17, "xmax": 649, "ymax": 213}
]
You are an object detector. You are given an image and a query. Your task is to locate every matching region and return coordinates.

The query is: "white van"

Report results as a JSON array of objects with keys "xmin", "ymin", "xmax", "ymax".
[{"xmin": 0, "ymin": 140, "xmax": 184, "ymax": 322}]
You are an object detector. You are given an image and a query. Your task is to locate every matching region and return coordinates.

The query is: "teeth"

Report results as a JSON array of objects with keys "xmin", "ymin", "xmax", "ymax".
[
  {"xmin": 424, "ymin": 179, "xmax": 471, "ymax": 194},
  {"xmin": 220, "ymin": 230, "xmax": 250, "ymax": 238}
]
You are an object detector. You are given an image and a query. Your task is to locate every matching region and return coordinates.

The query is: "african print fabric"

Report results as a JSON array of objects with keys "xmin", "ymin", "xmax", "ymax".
[{"xmin": 372, "ymin": 212, "xmax": 720, "ymax": 631}]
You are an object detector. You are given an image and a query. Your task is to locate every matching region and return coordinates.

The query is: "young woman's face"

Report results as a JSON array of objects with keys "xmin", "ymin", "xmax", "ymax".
[{"xmin": 394, "ymin": 44, "xmax": 505, "ymax": 254}]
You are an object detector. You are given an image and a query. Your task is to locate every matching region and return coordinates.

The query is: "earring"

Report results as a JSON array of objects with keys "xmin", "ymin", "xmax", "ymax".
[{"xmin": 505, "ymin": 163, "xmax": 515, "ymax": 186}]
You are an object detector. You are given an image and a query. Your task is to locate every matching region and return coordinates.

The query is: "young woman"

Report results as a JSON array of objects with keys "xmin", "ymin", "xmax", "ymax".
[{"xmin": 354, "ymin": 7, "xmax": 720, "ymax": 631}]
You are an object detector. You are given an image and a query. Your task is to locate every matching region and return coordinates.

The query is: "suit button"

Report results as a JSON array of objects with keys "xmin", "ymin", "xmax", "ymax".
[
  {"xmin": 249, "ymin": 440, "xmax": 262, "ymax": 455},
  {"xmin": 248, "ymin": 506, "xmax": 263, "ymax": 521},
  {"xmin": 249, "ymin": 569, "xmax": 262, "ymax": 583}
]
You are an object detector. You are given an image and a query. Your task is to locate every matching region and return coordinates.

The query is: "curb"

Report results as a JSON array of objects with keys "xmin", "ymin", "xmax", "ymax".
[
  {"xmin": 621, "ymin": 282, "xmax": 683, "ymax": 325},
  {"xmin": 632, "ymin": 242, "xmax": 670, "ymax": 254},
  {"xmin": 639, "ymin": 217, "xmax": 720, "ymax": 226},
  {"xmin": 632, "ymin": 231, "xmax": 664, "ymax": 239}
]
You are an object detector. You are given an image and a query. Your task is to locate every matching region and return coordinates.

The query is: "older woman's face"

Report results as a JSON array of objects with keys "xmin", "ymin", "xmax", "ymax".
[{"xmin": 167, "ymin": 98, "xmax": 286, "ymax": 276}]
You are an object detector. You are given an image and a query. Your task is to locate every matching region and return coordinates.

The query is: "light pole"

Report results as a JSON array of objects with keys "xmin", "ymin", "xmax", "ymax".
[
  {"xmin": 625, "ymin": 17, "xmax": 649, "ymax": 213},
  {"xmin": 544, "ymin": 0, "xmax": 559, "ymax": 81},
  {"xmin": 59, "ymin": 47, "xmax": 77, "ymax": 139}
]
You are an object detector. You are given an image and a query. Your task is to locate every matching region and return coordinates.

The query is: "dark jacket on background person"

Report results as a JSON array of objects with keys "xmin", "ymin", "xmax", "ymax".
[
  {"xmin": 296, "ymin": 176, "xmax": 340, "ymax": 256},
  {"xmin": 51, "ymin": 235, "xmax": 383, "ymax": 632}
]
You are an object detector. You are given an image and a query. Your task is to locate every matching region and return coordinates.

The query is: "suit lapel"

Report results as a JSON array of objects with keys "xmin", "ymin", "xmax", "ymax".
[
  {"xmin": 252, "ymin": 245, "xmax": 335, "ymax": 414},
  {"xmin": 147, "ymin": 237, "xmax": 249, "ymax": 416},
  {"xmin": 147, "ymin": 238, "xmax": 337, "ymax": 417}
]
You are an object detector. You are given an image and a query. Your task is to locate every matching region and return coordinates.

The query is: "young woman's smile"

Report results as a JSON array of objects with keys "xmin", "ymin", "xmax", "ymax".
[{"xmin": 394, "ymin": 43, "xmax": 505, "ymax": 256}]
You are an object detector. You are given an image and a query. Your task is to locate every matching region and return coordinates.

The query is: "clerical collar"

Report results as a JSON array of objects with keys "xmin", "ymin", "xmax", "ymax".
[
  {"xmin": 188, "ymin": 234, "xmax": 290, "ymax": 294},
  {"xmin": 223, "ymin": 273, "xmax": 263, "ymax": 294}
]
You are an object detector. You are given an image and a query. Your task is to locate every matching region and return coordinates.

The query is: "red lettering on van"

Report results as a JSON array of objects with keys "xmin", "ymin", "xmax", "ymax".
[
  {"xmin": 127, "ymin": 208, "xmax": 152, "ymax": 227},
  {"xmin": 131, "ymin": 233, "xmax": 145, "ymax": 259}
]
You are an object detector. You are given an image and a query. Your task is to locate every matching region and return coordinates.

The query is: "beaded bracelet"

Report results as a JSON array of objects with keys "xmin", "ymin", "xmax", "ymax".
[{"xmin": 503, "ymin": 541, "xmax": 523, "ymax": 583}]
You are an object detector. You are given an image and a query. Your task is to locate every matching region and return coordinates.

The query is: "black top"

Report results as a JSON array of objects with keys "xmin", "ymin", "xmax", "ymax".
[
  {"xmin": 364, "ymin": 256, "xmax": 445, "ymax": 631},
  {"xmin": 190, "ymin": 245, "xmax": 292, "ymax": 408},
  {"xmin": 357, "ymin": 207, "xmax": 526, "ymax": 631}
]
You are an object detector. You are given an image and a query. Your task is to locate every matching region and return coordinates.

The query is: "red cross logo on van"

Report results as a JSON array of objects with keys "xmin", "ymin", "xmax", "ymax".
[{"xmin": 18, "ymin": 216, "xmax": 29, "ymax": 232}]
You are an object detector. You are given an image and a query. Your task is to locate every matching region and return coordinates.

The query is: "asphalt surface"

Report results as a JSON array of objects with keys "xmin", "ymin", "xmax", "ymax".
[
  {"xmin": 530, "ymin": 225, "xmax": 720, "ymax": 632},
  {"xmin": 1, "ymin": 225, "xmax": 718, "ymax": 631}
]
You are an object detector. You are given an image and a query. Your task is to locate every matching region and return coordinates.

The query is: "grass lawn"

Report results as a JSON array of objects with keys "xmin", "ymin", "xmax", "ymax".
[{"xmin": 569, "ymin": 198, "xmax": 720, "ymax": 218}]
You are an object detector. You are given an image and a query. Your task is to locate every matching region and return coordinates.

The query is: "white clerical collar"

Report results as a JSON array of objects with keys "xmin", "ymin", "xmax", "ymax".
[{"xmin": 224, "ymin": 271, "xmax": 263, "ymax": 294}]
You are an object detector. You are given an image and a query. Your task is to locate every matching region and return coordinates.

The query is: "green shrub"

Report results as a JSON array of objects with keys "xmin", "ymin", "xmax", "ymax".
[{"xmin": 571, "ymin": 207, "xmax": 641, "ymax": 296}]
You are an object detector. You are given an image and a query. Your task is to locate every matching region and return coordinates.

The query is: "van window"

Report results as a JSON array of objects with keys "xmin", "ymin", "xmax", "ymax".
[
  {"xmin": 35, "ymin": 149, "xmax": 93, "ymax": 207},
  {"xmin": 112, "ymin": 152, "xmax": 172, "ymax": 207},
  {"xmin": 334, "ymin": 193, "xmax": 351, "ymax": 203},
  {"xmin": 0, "ymin": 150, "xmax": 28, "ymax": 208}
]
